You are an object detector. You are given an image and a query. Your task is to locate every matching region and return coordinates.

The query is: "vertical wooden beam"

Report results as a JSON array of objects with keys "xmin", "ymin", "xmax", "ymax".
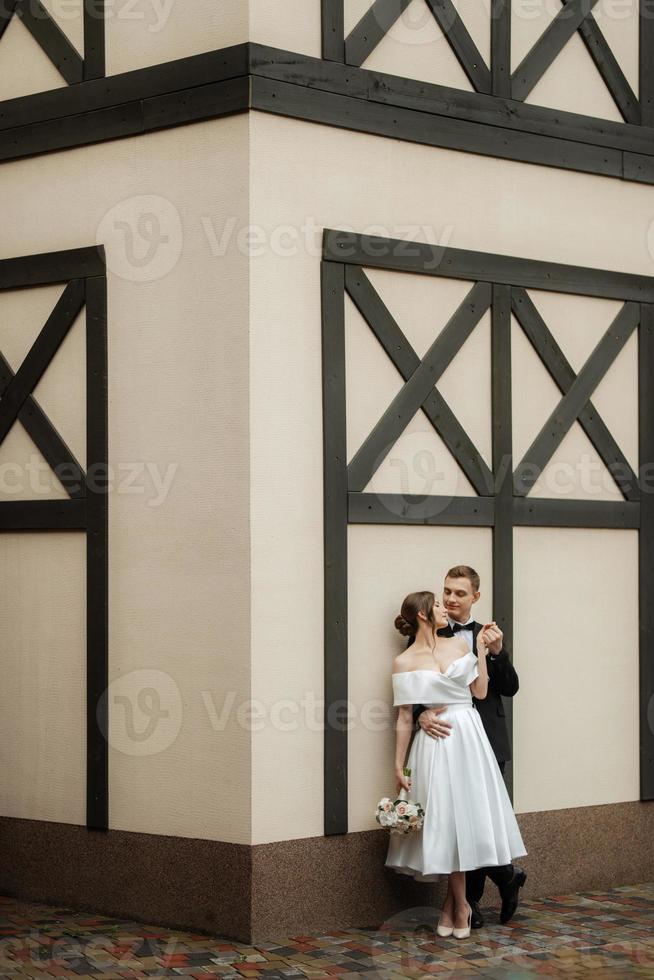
[
  {"xmin": 85, "ymin": 275, "xmax": 109, "ymax": 830},
  {"xmin": 491, "ymin": 0, "xmax": 511, "ymax": 98},
  {"xmin": 491, "ymin": 284, "xmax": 515, "ymax": 799},
  {"xmin": 321, "ymin": 261, "xmax": 348, "ymax": 835},
  {"xmin": 322, "ymin": 0, "xmax": 344, "ymax": 62},
  {"xmin": 83, "ymin": 0, "xmax": 105, "ymax": 80},
  {"xmin": 641, "ymin": 0, "xmax": 654, "ymax": 126},
  {"xmin": 639, "ymin": 304, "xmax": 654, "ymax": 799}
]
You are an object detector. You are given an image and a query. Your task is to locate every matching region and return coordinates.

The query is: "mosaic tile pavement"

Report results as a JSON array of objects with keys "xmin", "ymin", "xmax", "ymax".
[{"xmin": 0, "ymin": 882, "xmax": 652, "ymax": 978}]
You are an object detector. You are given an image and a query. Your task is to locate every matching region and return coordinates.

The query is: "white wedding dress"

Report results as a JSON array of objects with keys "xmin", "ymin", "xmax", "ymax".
[{"xmin": 385, "ymin": 651, "xmax": 527, "ymax": 880}]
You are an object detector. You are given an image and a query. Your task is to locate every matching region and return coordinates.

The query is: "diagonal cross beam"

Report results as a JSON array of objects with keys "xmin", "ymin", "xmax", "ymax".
[
  {"xmin": 424, "ymin": 0, "xmax": 491, "ymax": 93},
  {"xmin": 0, "ymin": 0, "xmax": 18, "ymax": 42},
  {"xmin": 513, "ymin": 297, "xmax": 640, "ymax": 495},
  {"xmin": 345, "ymin": 0, "xmax": 412, "ymax": 66},
  {"xmin": 0, "ymin": 279, "xmax": 85, "ymax": 449},
  {"xmin": 12, "ymin": 0, "xmax": 83, "ymax": 84},
  {"xmin": 511, "ymin": 287, "xmax": 639, "ymax": 501},
  {"xmin": 0, "ymin": 349, "xmax": 87, "ymax": 499},
  {"xmin": 511, "ymin": 0, "xmax": 600, "ymax": 101},
  {"xmin": 347, "ymin": 279, "xmax": 492, "ymax": 492},
  {"xmin": 573, "ymin": 6, "xmax": 639, "ymax": 124},
  {"xmin": 345, "ymin": 265, "xmax": 494, "ymax": 495}
]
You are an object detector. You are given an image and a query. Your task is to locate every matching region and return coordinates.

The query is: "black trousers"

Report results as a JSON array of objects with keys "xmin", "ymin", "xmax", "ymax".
[{"xmin": 465, "ymin": 760, "xmax": 515, "ymax": 902}]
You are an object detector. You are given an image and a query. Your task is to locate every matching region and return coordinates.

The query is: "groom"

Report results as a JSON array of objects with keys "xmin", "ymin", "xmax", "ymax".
[{"xmin": 410, "ymin": 564, "xmax": 527, "ymax": 928}]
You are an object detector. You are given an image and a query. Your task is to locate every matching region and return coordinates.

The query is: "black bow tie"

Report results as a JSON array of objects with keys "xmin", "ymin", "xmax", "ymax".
[{"xmin": 452, "ymin": 622, "xmax": 474, "ymax": 632}]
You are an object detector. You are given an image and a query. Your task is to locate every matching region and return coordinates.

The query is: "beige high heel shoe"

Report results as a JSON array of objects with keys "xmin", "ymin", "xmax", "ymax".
[
  {"xmin": 436, "ymin": 913, "xmax": 453, "ymax": 938},
  {"xmin": 452, "ymin": 903, "xmax": 472, "ymax": 940}
]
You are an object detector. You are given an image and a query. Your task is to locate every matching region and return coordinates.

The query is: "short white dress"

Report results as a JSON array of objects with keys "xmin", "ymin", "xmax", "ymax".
[{"xmin": 385, "ymin": 651, "xmax": 527, "ymax": 880}]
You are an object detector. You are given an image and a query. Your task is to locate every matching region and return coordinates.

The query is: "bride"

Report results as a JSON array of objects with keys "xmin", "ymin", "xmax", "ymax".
[{"xmin": 386, "ymin": 590, "xmax": 527, "ymax": 939}]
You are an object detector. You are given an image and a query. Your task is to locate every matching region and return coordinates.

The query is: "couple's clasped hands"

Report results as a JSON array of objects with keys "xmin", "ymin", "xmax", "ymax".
[{"xmin": 418, "ymin": 622, "xmax": 502, "ymax": 739}]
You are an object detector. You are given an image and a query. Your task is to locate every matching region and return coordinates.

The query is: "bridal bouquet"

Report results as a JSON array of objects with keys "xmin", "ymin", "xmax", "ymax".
[{"xmin": 375, "ymin": 767, "xmax": 425, "ymax": 835}]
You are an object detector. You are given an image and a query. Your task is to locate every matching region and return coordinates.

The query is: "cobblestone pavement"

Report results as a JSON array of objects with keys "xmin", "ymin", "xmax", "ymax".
[{"xmin": 0, "ymin": 882, "xmax": 652, "ymax": 978}]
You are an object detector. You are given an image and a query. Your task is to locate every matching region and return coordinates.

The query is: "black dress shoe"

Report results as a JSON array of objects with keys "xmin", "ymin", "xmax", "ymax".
[
  {"xmin": 470, "ymin": 900, "xmax": 484, "ymax": 929},
  {"xmin": 499, "ymin": 867, "xmax": 527, "ymax": 924}
]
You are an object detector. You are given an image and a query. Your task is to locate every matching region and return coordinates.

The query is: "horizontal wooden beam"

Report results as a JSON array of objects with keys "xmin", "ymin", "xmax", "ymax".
[
  {"xmin": 513, "ymin": 497, "xmax": 640, "ymax": 529},
  {"xmin": 349, "ymin": 493, "xmax": 495, "ymax": 525},
  {"xmin": 250, "ymin": 46, "xmax": 654, "ymax": 158},
  {"xmin": 323, "ymin": 230, "xmax": 654, "ymax": 302},
  {"xmin": 0, "ymin": 247, "xmax": 105, "ymax": 290},
  {"xmin": 0, "ymin": 498, "xmax": 87, "ymax": 530},
  {"xmin": 251, "ymin": 75, "xmax": 625, "ymax": 182},
  {"xmin": 0, "ymin": 76, "xmax": 250, "ymax": 164},
  {"xmin": 349, "ymin": 493, "xmax": 640, "ymax": 528},
  {"xmin": 0, "ymin": 43, "xmax": 653, "ymax": 184}
]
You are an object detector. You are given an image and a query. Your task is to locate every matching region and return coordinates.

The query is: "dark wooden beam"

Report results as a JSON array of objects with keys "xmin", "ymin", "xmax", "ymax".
[
  {"xmin": 0, "ymin": 246, "xmax": 105, "ymax": 289},
  {"xmin": 252, "ymin": 76, "xmax": 625, "ymax": 183},
  {"xmin": 640, "ymin": 0, "xmax": 654, "ymax": 126},
  {"xmin": 321, "ymin": 0, "xmax": 344, "ymax": 62},
  {"xmin": 321, "ymin": 262, "xmax": 348, "ymax": 836},
  {"xmin": 639, "ymin": 304, "xmax": 654, "ymax": 799},
  {"xmin": 85, "ymin": 275, "xmax": 108, "ymax": 831},
  {"xmin": 0, "ymin": 0, "xmax": 18, "ymax": 41},
  {"xmin": 0, "ymin": 350, "xmax": 86, "ymax": 498},
  {"xmin": 345, "ymin": 0, "xmax": 412, "ymax": 67},
  {"xmin": 15, "ymin": 0, "xmax": 84, "ymax": 85},
  {"xmin": 576, "ymin": 12, "xmax": 639, "ymax": 124},
  {"xmin": 83, "ymin": 0, "xmax": 105, "ymax": 80},
  {"xmin": 0, "ymin": 498, "xmax": 87, "ymax": 530},
  {"xmin": 348, "ymin": 493, "xmax": 495, "ymax": 525},
  {"xmin": 424, "ymin": 0, "xmax": 491, "ymax": 93},
  {"xmin": 513, "ymin": 497, "xmax": 639, "ymax": 529},
  {"xmin": 323, "ymin": 230, "xmax": 654, "ymax": 302},
  {"xmin": 511, "ymin": 0, "xmax": 600, "ymax": 101},
  {"xmin": 0, "ymin": 280, "xmax": 85, "ymax": 448},
  {"xmin": 491, "ymin": 283, "xmax": 514, "ymax": 799},
  {"xmin": 491, "ymin": 0, "xmax": 511, "ymax": 98}
]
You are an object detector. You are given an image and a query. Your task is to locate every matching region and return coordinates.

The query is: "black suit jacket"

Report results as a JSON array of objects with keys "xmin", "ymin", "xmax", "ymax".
[{"xmin": 409, "ymin": 622, "xmax": 519, "ymax": 763}]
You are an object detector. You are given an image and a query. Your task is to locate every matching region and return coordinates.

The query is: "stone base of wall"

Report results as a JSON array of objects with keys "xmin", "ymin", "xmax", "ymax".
[{"xmin": 1, "ymin": 801, "xmax": 652, "ymax": 943}]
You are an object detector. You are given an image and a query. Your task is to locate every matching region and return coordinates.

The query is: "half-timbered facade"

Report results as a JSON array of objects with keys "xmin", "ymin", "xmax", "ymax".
[{"xmin": 0, "ymin": 0, "xmax": 652, "ymax": 943}]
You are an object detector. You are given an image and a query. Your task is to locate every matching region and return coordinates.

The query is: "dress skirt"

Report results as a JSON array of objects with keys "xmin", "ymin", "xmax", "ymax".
[{"xmin": 385, "ymin": 702, "xmax": 527, "ymax": 881}]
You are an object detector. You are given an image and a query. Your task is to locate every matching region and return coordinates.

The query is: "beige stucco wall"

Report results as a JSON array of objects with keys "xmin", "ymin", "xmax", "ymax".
[
  {"xmin": 249, "ymin": 109, "xmax": 648, "ymax": 844},
  {"xmin": 0, "ymin": 88, "xmax": 647, "ymax": 847},
  {"xmin": 513, "ymin": 526, "xmax": 639, "ymax": 814},
  {"xmin": 0, "ymin": 115, "xmax": 251, "ymax": 843}
]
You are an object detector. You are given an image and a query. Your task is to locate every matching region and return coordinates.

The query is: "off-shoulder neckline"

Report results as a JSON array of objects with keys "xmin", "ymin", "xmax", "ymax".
[{"xmin": 393, "ymin": 650, "xmax": 475, "ymax": 677}]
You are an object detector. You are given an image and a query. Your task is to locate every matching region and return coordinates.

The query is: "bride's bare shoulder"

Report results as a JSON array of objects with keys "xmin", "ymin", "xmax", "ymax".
[{"xmin": 391, "ymin": 650, "xmax": 414, "ymax": 675}]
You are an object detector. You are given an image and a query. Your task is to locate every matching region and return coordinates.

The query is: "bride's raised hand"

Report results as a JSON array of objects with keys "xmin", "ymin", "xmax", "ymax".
[{"xmin": 476, "ymin": 624, "xmax": 494, "ymax": 658}]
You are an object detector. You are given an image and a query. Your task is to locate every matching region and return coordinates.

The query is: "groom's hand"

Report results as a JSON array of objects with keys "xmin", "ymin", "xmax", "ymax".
[
  {"xmin": 418, "ymin": 707, "xmax": 453, "ymax": 739},
  {"xmin": 485, "ymin": 622, "xmax": 503, "ymax": 655}
]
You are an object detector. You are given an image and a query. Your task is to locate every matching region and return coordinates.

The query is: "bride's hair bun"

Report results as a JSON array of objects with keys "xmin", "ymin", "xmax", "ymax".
[
  {"xmin": 395, "ymin": 591, "xmax": 436, "ymax": 639},
  {"xmin": 394, "ymin": 614, "xmax": 415, "ymax": 637}
]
